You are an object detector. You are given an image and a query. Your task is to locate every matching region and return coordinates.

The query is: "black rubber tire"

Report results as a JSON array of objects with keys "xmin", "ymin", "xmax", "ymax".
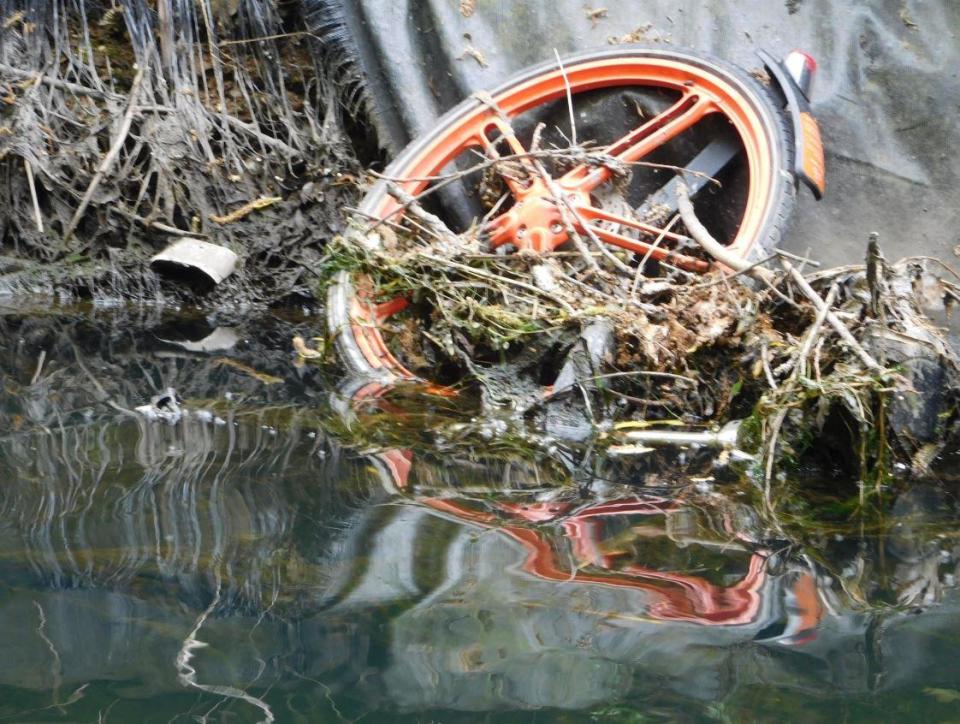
[{"xmin": 329, "ymin": 46, "xmax": 797, "ymax": 380}]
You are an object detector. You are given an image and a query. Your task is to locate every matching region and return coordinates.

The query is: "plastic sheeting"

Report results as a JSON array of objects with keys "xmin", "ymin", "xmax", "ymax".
[{"xmin": 333, "ymin": 0, "xmax": 960, "ymax": 266}]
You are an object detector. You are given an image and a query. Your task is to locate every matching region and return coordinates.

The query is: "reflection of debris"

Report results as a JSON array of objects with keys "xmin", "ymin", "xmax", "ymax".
[
  {"xmin": 3, "ymin": 10, "xmax": 25, "ymax": 28},
  {"xmin": 29, "ymin": 349, "xmax": 46, "ymax": 386},
  {"xmin": 157, "ymin": 327, "xmax": 240, "ymax": 353},
  {"xmin": 292, "ymin": 336, "xmax": 324, "ymax": 359},
  {"xmin": 150, "ymin": 239, "xmax": 239, "ymax": 286},
  {"xmin": 213, "ymin": 357, "xmax": 283, "ymax": 384},
  {"xmin": 32, "ymin": 601, "xmax": 63, "ymax": 709},
  {"xmin": 911, "ymin": 442, "xmax": 941, "ymax": 477},
  {"xmin": 924, "ymin": 688, "xmax": 960, "ymax": 705},
  {"xmin": 175, "ymin": 584, "xmax": 277, "ymax": 723},
  {"xmin": 584, "ymin": 6, "xmax": 608, "ymax": 27},
  {"xmin": 457, "ymin": 33, "xmax": 489, "ymax": 68},
  {"xmin": 785, "ymin": 0, "xmax": 803, "ymax": 15},
  {"xmin": 459, "ymin": 0, "xmax": 476, "ymax": 18},
  {"xmin": 135, "ymin": 387, "xmax": 183, "ymax": 423},
  {"xmin": 292, "ymin": 336, "xmax": 324, "ymax": 368}
]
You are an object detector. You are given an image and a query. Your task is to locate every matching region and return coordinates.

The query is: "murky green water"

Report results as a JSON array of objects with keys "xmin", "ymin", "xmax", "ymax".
[{"xmin": 2, "ymin": 308, "xmax": 960, "ymax": 723}]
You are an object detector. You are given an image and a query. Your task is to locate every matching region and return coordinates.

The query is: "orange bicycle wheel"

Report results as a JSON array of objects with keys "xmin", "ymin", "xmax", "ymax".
[{"xmin": 329, "ymin": 46, "xmax": 796, "ymax": 383}]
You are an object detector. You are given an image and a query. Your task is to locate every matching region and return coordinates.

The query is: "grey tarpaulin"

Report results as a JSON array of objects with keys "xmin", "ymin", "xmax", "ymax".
[{"xmin": 324, "ymin": 0, "xmax": 960, "ymax": 267}]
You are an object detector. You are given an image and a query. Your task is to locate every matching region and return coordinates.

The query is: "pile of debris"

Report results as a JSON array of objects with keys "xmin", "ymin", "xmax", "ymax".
[{"xmin": 332, "ymin": 165, "xmax": 960, "ymax": 483}]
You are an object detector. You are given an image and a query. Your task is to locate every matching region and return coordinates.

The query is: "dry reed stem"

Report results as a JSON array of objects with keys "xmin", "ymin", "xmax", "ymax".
[
  {"xmin": 63, "ymin": 66, "xmax": 145, "ymax": 242},
  {"xmin": 209, "ymin": 196, "xmax": 282, "ymax": 225}
]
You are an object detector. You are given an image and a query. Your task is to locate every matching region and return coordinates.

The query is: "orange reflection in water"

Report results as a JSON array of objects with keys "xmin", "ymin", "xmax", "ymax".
[{"xmin": 346, "ymin": 381, "xmax": 824, "ymax": 638}]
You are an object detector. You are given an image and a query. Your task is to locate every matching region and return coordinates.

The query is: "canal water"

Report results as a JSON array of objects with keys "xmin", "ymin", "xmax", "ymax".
[{"xmin": 2, "ymin": 308, "xmax": 959, "ymax": 722}]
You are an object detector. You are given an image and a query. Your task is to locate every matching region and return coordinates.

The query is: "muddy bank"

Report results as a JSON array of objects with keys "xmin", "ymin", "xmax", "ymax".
[{"xmin": 0, "ymin": 1, "xmax": 364, "ymax": 308}]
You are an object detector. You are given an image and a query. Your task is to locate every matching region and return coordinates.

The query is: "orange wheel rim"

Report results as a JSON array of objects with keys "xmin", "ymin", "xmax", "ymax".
[{"xmin": 351, "ymin": 55, "xmax": 777, "ymax": 381}]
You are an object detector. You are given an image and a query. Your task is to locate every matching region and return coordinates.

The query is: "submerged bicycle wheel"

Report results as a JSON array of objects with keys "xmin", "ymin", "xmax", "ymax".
[{"xmin": 329, "ymin": 46, "xmax": 797, "ymax": 383}]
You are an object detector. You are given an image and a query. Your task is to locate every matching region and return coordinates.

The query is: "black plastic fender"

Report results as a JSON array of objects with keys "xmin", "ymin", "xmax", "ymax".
[{"xmin": 759, "ymin": 50, "xmax": 826, "ymax": 200}]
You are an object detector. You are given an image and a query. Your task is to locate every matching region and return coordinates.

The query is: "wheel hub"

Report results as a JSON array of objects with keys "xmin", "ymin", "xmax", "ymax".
[{"xmin": 485, "ymin": 178, "xmax": 591, "ymax": 253}]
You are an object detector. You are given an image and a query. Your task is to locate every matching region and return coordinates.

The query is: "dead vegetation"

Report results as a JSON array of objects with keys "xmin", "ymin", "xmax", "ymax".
[
  {"xmin": 331, "ymin": 112, "xmax": 960, "ymax": 483},
  {"xmin": 0, "ymin": 0, "xmax": 361, "ymax": 304}
]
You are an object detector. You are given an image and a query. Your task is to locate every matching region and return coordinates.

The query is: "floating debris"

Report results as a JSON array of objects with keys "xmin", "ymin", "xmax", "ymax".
[
  {"xmin": 213, "ymin": 356, "xmax": 283, "ymax": 384},
  {"xmin": 135, "ymin": 387, "xmax": 183, "ymax": 424}
]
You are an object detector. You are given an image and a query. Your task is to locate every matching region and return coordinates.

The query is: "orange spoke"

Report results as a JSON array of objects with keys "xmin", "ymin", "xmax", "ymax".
[
  {"xmin": 477, "ymin": 116, "xmax": 539, "ymax": 197},
  {"xmin": 576, "ymin": 205, "xmax": 690, "ymax": 244},
  {"xmin": 572, "ymin": 204, "xmax": 712, "ymax": 273},
  {"xmin": 582, "ymin": 224, "xmax": 710, "ymax": 273},
  {"xmin": 561, "ymin": 94, "xmax": 716, "ymax": 193},
  {"xmin": 488, "ymin": 117, "xmax": 528, "ymax": 158},
  {"xmin": 373, "ymin": 297, "xmax": 409, "ymax": 322}
]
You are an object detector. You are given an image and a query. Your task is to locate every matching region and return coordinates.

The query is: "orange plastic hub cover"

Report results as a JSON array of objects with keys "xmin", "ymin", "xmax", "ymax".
[{"xmin": 486, "ymin": 179, "xmax": 592, "ymax": 252}]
